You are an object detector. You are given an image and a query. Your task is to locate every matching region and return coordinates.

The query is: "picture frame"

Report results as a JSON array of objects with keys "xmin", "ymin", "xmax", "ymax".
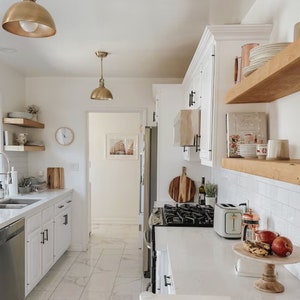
[{"xmin": 106, "ymin": 134, "xmax": 138, "ymax": 160}]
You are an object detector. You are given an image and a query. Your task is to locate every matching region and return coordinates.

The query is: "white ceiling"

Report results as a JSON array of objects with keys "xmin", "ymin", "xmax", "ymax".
[{"xmin": 0, "ymin": 0, "xmax": 255, "ymax": 78}]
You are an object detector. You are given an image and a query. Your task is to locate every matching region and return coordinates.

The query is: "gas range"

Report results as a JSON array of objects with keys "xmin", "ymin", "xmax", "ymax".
[{"xmin": 151, "ymin": 203, "xmax": 214, "ymax": 227}]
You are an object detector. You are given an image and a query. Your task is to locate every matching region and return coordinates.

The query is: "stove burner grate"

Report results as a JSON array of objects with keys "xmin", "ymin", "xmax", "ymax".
[{"xmin": 162, "ymin": 203, "xmax": 214, "ymax": 227}]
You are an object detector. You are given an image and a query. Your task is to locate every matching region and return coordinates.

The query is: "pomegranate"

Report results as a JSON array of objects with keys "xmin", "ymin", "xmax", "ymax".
[
  {"xmin": 256, "ymin": 230, "xmax": 279, "ymax": 246},
  {"xmin": 271, "ymin": 236, "xmax": 293, "ymax": 257}
]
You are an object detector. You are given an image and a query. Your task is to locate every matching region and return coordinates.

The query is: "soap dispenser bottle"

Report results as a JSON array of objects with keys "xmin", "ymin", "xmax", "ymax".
[{"xmin": 8, "ymin": 166, "xmax": 18, "ymax": 196}]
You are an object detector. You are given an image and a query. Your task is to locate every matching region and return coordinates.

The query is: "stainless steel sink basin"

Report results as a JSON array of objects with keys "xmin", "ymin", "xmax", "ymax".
[
  {"xmin": 0, "ymin": 203, "xmax": 28, "ymax": 209},
  {"xmin": 0, "ymin": 198, "xmax": 41, "ymax": 209}
]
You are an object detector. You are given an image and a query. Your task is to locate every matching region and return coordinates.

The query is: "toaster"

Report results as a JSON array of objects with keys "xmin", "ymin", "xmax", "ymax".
[{"xmin": 213, "ymin": 203, "xmax": 242, "ymax": 238}]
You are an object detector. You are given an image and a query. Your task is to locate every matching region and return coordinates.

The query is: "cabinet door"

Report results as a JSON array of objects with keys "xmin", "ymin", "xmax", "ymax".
[
  {"xmin": 155, "ymin": 249, "xmax": 175, "ymax": 295},
  {"xmin": 26, "ymin": 227, "xmax": 42, "ymax": 293},
  {"xmin": 54, "ymin": 207, "xmax": 72, "ymax": 261},
  {"xmin": 199, "ymin": 44, "xmax": 215, "ymax": 166},
  {"xmin": 42, "ymin": 219, "xmax": 54, "ymax": 275}
]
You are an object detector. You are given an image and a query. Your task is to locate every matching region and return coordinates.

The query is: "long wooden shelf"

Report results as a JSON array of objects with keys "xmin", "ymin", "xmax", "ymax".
[
  {"xmin": 225, "ymin": 38, "xmax": 300, "ymax": 104},
  {"xmin": 4, "ymin": 145, "xmax": 45, "ymax": 152},
  {"xmin": 3, "ymin": 118, "xmax": 44, "ymax": 128},
  {"xmin": 222, "ymin": 158, "xmax": 300, "ymax": 185}
]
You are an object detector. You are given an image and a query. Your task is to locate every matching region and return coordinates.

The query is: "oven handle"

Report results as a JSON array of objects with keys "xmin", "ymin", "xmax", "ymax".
[{"xmin": 143, "ymin": 228, "xmax": 151, "ymax": 249}]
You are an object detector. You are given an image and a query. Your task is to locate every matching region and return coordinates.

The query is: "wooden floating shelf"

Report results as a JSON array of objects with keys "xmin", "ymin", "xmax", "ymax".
[
  {"xmin": 4, "ymin": 145, "xmax": 45, "ymax": 152},
  {"xmin": 222, "ymin": 158, "xmax": 300, "ymax": 185},
  {"xmin": 225, "ymin": 38, "xmax": 300, "ymax": 104},
  {"xmin": 3, "ymin": 118, "xmax": 44, "ymax": 128}
]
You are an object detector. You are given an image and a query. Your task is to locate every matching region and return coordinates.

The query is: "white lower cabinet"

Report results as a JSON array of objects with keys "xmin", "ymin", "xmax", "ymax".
[
  {"xmin": 25, "ymin": 195, "xmax": 72, "ymax": 296},
  {"xmin": 54, "ymin": 202, "xmax": 72, "ymax": 261},
  {"xmin": 155, "ymin": 249, "xmax": 175, "ymax": 295}
]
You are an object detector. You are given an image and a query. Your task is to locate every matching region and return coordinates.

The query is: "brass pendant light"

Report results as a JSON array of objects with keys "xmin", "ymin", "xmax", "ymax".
[
  {"xmin": 91, "ymin": 51, "xmax": 113, "ymax": 100},
  {"xmin": 2, "ymin": 0, "xmax": 56, "ymax": 38}
]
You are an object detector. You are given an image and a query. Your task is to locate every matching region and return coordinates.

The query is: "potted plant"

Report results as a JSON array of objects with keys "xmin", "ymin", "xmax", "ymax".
[{"xmin": 204, "ymin": 181, "xmax": 218, "ymax": 207}]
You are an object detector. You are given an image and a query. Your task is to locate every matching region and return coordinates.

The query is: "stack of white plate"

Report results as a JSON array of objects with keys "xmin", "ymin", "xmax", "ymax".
[
  {"xmin": 7, "ymin": 111, "xmax": 33, "ymax": 119},
  {"xmin": 243, "ymin": 42, "xmax": 291, "ymax": 77},
  {"xmin": 239, "ymin": 144, "xmax": 257, "ymax": 158}
]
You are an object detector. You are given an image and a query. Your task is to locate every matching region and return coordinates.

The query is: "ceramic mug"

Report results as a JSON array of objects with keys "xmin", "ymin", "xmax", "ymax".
[
  {"xmin": 266, "ymin": 139, "xmax": 289, "ymax": 160},
  {"xmin": 256, "ymin": 144, "xmax": 268, "ymax": 160}
]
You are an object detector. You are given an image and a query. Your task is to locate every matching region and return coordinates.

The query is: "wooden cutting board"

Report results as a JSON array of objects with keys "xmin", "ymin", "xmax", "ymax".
[
  {"xmin": 47, "ymin": 167, "xmax": 64, "ymax": 189},
  {"xmin": 168, "ymin": 167, "xmax": 196, "ymax": 202}
]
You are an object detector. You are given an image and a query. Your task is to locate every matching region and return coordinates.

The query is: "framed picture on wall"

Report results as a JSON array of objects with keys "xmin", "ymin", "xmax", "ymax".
[{"xmin": 106, "ymin": 134, "xmax": 138, "ymax": 160}]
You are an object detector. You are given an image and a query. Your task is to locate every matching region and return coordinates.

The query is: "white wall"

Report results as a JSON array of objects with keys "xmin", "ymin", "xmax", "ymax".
[
  {"xmin": 0, "ymin": 60, "xmax": 29, "ymax": 180},
  {"xmin": 25, "ymin": 77, "xmax": 181, "ymax": 251},
  {"xmin": 89, "ymin": 112, "xmax": 141, "ymax": 224},
  {"xmin": 212, "ymin": 0, "xmax": 300, "ymax": 279}
]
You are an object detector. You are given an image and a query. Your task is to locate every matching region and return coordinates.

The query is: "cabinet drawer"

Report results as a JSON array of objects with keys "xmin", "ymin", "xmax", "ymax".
[
  {"xmin": 27, "ymin": 212, "xmax": 42, "ymax": 234},
  {"xmin": 42, "ymin": 206, "xmax": 54, "ymax": 223},
  {"xmin": 54, "ymin": 197, "xmax": 72, "ymax": 215}
]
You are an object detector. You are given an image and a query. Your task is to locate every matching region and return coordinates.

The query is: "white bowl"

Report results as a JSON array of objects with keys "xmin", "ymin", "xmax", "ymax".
[{"xmin": 239, "ymin": 144, "xmax": 257, "ymax": 158}]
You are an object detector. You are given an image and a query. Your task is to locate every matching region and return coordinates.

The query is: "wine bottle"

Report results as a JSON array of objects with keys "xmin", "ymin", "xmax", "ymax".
[{"xmin": 199, "ymin": 177, "xmax": 206, "ymax": 205}]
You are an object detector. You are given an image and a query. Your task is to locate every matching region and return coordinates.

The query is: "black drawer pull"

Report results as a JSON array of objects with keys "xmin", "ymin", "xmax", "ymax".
[{"xmin": 164, "ymin": 275, "xmax": 171, "ymax": 286}]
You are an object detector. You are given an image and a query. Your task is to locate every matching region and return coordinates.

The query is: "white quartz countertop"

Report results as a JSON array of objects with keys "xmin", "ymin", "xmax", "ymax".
[
  {"xmin": 0, "ymin": 189, "xmax": 73, "ymax": 229},
  {"xmin": 149, "ymin": 226, "xmax": 300, "ymax": 300}
]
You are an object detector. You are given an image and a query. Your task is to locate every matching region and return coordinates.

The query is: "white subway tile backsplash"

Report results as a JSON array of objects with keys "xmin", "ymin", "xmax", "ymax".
[{"xmin": 213, "ymin": 167, "xmax": 300, "ymax": 280}]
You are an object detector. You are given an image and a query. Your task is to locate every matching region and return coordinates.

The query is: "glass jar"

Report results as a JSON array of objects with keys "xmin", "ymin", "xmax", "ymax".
[{"xmin": 241, "ymin": 209, "xmax": 260, "ymax": 241}]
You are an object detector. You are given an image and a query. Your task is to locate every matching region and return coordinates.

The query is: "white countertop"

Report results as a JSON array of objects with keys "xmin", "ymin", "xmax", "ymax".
[
  {"xmin": 0, "ymin": 189, "xmax": 73, "ymax": 229},
  {"xmin": 147, "ymin": 227, "xmax": 300, "ymax": 300}
]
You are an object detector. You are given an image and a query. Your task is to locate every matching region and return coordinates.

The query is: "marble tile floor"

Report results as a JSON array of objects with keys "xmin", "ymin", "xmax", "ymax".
[{"xmin": 26, "ymin": 224, "xmax": 149, "ymax": 300}]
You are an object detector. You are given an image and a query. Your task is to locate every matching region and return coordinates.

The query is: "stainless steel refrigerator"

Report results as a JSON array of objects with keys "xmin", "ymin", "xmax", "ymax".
[{"xmin": 139, "ymin": 126, "xmax": 157, "ymax": 278}]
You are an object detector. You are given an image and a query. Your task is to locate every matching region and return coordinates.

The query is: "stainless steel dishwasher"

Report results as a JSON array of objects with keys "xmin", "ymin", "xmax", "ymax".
[{"xmin": 0, "ymin": 218, "xmax": 25, "ymax": 300}]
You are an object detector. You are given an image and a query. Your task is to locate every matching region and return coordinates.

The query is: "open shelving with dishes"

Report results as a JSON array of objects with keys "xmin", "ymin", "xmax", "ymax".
[
  {"xmin": 223, "ymin": 38, "xmax": 300, "ymax": 184},
  {"xmin": 3, "ymin": 118, "xmax": 45, "ymax": 152},
  {"xmin": 225, "ymin": 38, "xmax": 300, "ymax": 104},
  {"xmin": 222, "ymin": 158, "xmax": 300, "ymax": 185}
]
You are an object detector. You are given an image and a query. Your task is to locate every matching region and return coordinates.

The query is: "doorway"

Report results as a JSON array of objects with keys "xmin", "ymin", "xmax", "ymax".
[{"xmin": 88, "ymin": 111, "xmax": 145, "ymax": 232}]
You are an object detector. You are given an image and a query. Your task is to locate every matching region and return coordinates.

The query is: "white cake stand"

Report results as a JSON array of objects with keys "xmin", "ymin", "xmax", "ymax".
[{"xmin": 233, "ymin": 242, "xmax": 300, "ymax": 293}]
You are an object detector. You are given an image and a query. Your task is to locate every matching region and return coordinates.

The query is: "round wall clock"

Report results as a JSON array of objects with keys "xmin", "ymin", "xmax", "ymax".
[{"xmin": 55, "ymin": 127, "xmax": 74, "ymax": 145}]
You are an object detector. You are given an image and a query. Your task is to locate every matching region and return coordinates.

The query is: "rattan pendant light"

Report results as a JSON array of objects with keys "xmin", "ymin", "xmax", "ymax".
[
  {"xmin": 2, "ymin": 0, "xmax": 56, "ymax": 38},
  {"xmin": 91, "ymin": 51, "xmax": 113, "ymax": 100}
]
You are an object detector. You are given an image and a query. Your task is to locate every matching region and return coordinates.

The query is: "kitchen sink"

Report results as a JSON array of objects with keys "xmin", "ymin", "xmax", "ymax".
[{"xmin": 0, "ymin": 198, "xmax": 41, "ymax": 209}]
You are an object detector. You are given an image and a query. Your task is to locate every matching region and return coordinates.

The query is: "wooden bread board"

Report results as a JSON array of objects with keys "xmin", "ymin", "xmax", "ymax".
[
  {"xmin": 47, "ymin": 167, "xmax": 64, "ymax": 189},
  {"xmin": 168, "ymin": 167, "xmax": 196, "ymax": 202}
]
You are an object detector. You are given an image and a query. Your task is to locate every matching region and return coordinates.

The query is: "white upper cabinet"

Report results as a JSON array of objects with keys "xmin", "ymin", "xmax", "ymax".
[{"xmin": 182, "ymin": 24, "xmax": 272, "ymax": 167}]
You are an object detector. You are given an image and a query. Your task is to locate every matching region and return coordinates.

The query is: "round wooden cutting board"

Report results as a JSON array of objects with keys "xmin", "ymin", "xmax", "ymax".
[{"xmin": 168, "ymin": 167, "xmax": 196, "ymax": 202}]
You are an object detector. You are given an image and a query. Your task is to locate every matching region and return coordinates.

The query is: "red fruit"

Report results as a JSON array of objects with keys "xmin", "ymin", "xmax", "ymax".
[
  {"xmin": 271, "ymin": 236, "xmax": 293, "ymax": 257},
  {"xmin": 256, "ymin": 230, "xmax": 279, "ymax": 245}
]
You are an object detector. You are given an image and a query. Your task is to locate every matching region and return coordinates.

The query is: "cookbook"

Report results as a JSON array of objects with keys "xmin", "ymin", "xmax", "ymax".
[{"xmin": 226, "ymin": 112, "xmax": 267, "ymax": 158}]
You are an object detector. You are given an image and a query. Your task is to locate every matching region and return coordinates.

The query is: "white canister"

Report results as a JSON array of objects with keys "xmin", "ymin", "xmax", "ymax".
[{"xmin": 266, "ymin": 139, "xmax": 289, "ymax": 160}]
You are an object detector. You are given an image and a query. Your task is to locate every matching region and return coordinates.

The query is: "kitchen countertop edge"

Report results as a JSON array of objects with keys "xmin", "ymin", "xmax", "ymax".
[{"xmin": 0, "ymin": 189, "xmax": 73, "ymax": 229}]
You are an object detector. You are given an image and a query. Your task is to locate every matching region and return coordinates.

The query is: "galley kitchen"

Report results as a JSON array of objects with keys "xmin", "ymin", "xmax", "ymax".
[{"xmin": 1, "ymin": 1, "xmax": 300, "ymax": 300}]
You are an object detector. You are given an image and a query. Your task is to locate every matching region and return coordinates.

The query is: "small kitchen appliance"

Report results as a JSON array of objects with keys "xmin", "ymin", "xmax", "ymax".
[
  {"xmin": 213, "ymin": 203, "xmax": 242, "ymax": 238},
  {"xmin": 241, "ymin": 209, "xmax": 260, "ymax": 241}
]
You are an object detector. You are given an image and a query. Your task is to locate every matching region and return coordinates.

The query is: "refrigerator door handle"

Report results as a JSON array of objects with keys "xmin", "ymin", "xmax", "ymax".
[{"xmin": 143, "ymin": 228, "xmax": 151, "ymax": 249}]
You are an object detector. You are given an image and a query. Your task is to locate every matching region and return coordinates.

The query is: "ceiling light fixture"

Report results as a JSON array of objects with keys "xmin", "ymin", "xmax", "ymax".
[
  {"xmin": 91, "ymin": 51, "xmax": 113, "ymax": 101},
  {"xmin": 2, "ymin": 0, "xmax": 56, "ymax": 38}
]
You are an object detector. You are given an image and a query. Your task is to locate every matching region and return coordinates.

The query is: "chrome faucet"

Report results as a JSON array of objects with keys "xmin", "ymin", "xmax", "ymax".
[{"xmin": 0, "ymin": 151, "xmax": 12, "ymax": 185}]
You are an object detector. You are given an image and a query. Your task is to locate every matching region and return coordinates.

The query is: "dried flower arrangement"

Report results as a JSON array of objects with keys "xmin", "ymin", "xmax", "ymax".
[{"xmin": 26, "ymin": 104, "xmax": 40, "ymax": 114}]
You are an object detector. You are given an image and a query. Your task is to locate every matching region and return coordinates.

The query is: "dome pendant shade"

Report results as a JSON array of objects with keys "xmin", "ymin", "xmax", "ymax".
[
  {"xmin": 91, "ymin": 51, "xmax": 113, "ymax": 100},
  {"xmin": 2, "ymin": 0, "xmax": 56, "ymax": 38},
  {"xmin": 91, "ymin": 79, "xmax": 113, "ymax": 100}
]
